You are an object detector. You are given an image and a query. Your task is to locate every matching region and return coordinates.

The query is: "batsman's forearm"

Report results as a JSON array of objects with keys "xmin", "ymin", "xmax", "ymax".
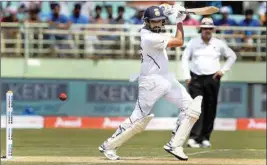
[
  {"xmin": 167, "ymin": 23, "xmax": 184, "ymax": 47},
  {"xmin": 176, "ymin": 23, "xmax": 184, "ymax": 42}
]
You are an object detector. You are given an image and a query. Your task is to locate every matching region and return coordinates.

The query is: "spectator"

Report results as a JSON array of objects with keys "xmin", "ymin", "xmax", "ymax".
[
  {"xmin": 17, "ymin": 2, "xmax": 28, "ymax": 21},
  {"xmin": 94, "ymin": 5, "xmax": 101, "ymax": 20},
  {"xmin": 105, "ymin": 5, "xmax": 113, "ymax": 23},
  {"xmin": 239, "ymin": 9, "xmax": 261, "ymax": 36},
  {"xmin": 91, "ymin": 5, "xmax": 108, "ymax": 38},
  {"xmin": 130, "ymin": 9, "xmax": 144, "ymax": 24},
  {"xmin": 47, "ymin": 3, "xmax": 72, "ymax": 57},
  {"xmin": 258, "ymin": 3, "xmax": 266, "ymax": 54},
  {"xmin": 113, "ymin": 6, "xmax": 125, "ymax": 24},
  {"xmin": 109, "ymin": 6, "xmax": 127, "ymax": 47},
  {"xmin": 47, "ymin": 3, "xmax": 71, "ymax": 30},
  {"xmin": 26, "ymin": 7, "xmax": 42, "ymax": 57},
  {"xmin": 238, "ymin": 9, "xmax": 261, "ymax": 49},
  {"xmin": 1, "ymin": 6, "xmax": 20, "ymax": 56},
  {"xmin": 69, "ymin": 3, "xmax": 90, "ymax": 58},
  {"xmin": 183, "ymin": 14, "xmax": 200, "ymax": 26},
  {"xmin": 1, "ymin": 6, "xmax": 19, "ymax": 23},
  {"xmin": 27, "ymin": 7, "xmax": 41, "ymax": 22},
  {"xmin": 69, "ymin": 3, "xmax": 89, "ymax": 24},
  {"xmin": 46, "ymin": 2, "xmax": 69, "ymax": 17},
  {"xmin": 16, "ymin": 2, "xmax": 42, "ymax": 22},
  {"xmin": 78, "ymin": 3, "xmax": 100, "ymax": 56},
  {"xmin": 89, "ymin": 5, "xmax": 110, "ymax": 55},
  {"xmin": 214, "ymin": 6, "xmax": 237, "ymax": 46},
  {"xmin": 18, "ymin": 2, "xmax": 41, "ymax": 13},
  {"xmin": 215, "ymin": 6, "xmax": 237, "ymax": 34},
  {"xmin": 101, "ymin": 5, "xmax": 123, "ymax": 51},
  {"xmin": 93, "ymin": 5, "xmax": 107, "ymax": 24}
]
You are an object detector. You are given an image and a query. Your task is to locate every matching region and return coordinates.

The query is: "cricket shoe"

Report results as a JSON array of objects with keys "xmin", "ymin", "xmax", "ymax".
[
  {"xmin": 187, "ymin": 139, "xmax": 201, "ymax": 148},
  {"xmin": 201, "ymin": 140, "xmax": 211, "ymax": 148},
  {"xmin": 164, "ymin": 146, "xmax": 188, "ymax": 161},
  {"xmin": 164, "ymin": 144, "xmax": 188, "ymax": 161},
  {"xmin": 98, "ymin": 144, "xmax": 120, "ymax": 160}
]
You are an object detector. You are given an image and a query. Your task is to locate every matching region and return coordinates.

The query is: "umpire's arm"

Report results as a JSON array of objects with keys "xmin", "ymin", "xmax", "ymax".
[{"xmin": 219, "ymin": 41, "xmax": 237, "ymax": 74}]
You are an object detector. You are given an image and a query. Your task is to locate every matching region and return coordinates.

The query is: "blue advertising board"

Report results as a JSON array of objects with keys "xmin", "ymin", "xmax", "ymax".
[
  {"xmin": 217, "ymin": 83, "xmax": 248, "ymax": 117},
  {"xmin": 251, "ymin": 84, "xmax": 266, "ymax": 117},
  {"xmin": 1, "ymin": 78, "xmax": 264, "ymax": 118}
]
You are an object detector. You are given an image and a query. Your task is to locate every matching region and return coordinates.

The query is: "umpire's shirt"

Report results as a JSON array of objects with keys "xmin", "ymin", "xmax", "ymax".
[{"xmin": 181, "ymin": 36, "xmax": 237, "ymax": 80}]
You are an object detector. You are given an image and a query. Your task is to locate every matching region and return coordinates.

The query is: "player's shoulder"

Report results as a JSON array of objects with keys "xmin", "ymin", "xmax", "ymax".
[
  {"xmin": 141, "ymin": 28, "xmax": 152, "ymax": 37},
  {"xmin": 141, "ymin": 28, "xmax": 160, "ymax": 38},
  {"xmin": 140, "ymin": 29, "xmax": 153, "ymax": 46},
  {"xmin": 141, "ymin": 28, "xmax": 163, "ymax": 42},
  {"xmin": 141, "ymin": 29, "xmax": 153, "ymax": 43}
]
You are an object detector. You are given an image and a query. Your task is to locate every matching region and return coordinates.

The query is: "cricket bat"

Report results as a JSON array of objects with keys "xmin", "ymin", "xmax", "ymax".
[
  {"xmin": 160, "ymin": 4, "xmax": 219, "ymax": 16},
  {"xmin": 182, "ymin": 6, "xmax": 219, "ymax": 15}
]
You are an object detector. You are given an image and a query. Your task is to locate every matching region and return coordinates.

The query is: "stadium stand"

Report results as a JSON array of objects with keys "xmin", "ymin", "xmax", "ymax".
[{"xmin": 0, "ymin": 1, "xmax": 266, "ymax": 61}]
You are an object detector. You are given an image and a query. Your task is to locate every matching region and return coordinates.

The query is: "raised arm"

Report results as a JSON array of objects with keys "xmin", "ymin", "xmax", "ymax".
[
  {"xmin": 167, "ymin": 22, "xmax": 184, "ymax": 47},
  {"xmin": 160, "ymin": 4, "xmax": 186, "ymax": 48}
]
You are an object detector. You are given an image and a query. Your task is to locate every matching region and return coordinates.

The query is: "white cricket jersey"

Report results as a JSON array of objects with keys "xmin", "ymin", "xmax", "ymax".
[
  {"xmin": 139, "ymin": 28, "xmax": 171, "ymax": 76},
  {"xmin": 181, "ymin": 36, "xmax": 237, "ymax": 80}
]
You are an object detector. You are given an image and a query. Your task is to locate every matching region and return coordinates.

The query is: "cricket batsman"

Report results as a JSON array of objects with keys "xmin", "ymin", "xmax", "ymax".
[{"xmin": 99, "ymin": 4, "xmax": 202, "ymax": 161}]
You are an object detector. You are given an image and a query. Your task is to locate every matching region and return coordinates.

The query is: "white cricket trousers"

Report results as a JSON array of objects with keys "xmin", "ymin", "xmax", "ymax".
[{"xmin": 129, "ymin": 73, "xmax": 193, "ymax": 123}]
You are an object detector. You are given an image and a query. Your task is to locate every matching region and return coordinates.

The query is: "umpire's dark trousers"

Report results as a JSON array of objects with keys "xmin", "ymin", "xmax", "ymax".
[{"xmin": 188, "ymin": 71, "xmax": 220, "ymax": 143}]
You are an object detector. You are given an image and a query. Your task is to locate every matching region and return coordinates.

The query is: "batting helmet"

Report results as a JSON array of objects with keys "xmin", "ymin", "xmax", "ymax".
[{"xmin": 143, "ymin": 6, "xmax": 166, "ymax": 33}]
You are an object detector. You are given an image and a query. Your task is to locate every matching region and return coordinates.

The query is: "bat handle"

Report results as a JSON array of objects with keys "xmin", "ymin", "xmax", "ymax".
[
  {"xmin": 170, "ymin": 5, "xmax": 196, "ymax": 15},
  {"xmin": 180, "ymin": 10, "xmax": 195, "ymax": 15}
]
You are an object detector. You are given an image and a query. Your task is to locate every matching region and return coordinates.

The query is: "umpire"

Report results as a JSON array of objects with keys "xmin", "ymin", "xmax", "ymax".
[{"xmin": 181, "ymin": 17, "xmax": 237, "ymax": 148}]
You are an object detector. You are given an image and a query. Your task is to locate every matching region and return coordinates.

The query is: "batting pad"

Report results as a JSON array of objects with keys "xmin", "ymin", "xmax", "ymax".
[
  {"xmin": 104, "ymin": 114, "xmax": 154, "ymax": 150},
  {"xmin": 171, "ymin": 96, "xmax": 202, "ymax": 147}
]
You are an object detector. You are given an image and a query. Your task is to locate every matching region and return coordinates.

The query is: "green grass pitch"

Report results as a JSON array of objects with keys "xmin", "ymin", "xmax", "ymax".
[{"xmin": 1, "ymin": 129, "xmax": 266, "ymax": 165}]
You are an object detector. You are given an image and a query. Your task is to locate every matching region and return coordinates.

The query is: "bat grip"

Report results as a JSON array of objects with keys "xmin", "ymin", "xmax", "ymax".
[{"xmin": 180, "ymin": 11, "xmax": 195, "ymax": 15}]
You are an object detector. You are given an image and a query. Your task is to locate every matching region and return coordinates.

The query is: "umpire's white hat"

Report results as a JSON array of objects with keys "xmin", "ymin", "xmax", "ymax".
[{"xmin": 200, "ymin": 17, "xmax": 215, "ymax": 28}]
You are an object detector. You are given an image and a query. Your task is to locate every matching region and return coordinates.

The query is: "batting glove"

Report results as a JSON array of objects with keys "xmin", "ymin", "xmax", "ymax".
[
  {"xmin": 159, "ymin": 4, "xmax": 175, "ymax": 16},
  {"xmin": 173, "ymin": 4, "xmax": 187, "ymax": 23}
]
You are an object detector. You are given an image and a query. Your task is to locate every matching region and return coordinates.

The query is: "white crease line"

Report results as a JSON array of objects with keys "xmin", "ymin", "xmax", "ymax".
[
  {"xmin": 187, "ymin": 149, "xmax": 230, "ymax": 156},
  {"xmin": 214, "ymin": 149, "xmax": 266, "ymax": 152},
  {"xmin": 236, "ymin": 149, "xmax": 266, "ymax": 151},
  {"xmin": 187, "ymin": 149, "xmax": 266, "ymax": 156}
]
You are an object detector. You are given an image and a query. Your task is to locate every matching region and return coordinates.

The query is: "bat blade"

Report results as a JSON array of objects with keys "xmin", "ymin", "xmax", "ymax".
[{"xmin": 183, "ymin": 6, "xmax": 219, "ymax": 15}]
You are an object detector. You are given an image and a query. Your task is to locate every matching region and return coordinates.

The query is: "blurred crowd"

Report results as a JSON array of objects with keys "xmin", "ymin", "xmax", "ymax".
[
  {"xmin": 0, "ymin": 1, "xmax": 145, "ymax": 25},
  {"xmin": 1, "ymin": 1, "xmax": 266, "ymax": 26},
  {"xmin": 0, "ymin": 1, "xmax": 266, "ymax": 58}
]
